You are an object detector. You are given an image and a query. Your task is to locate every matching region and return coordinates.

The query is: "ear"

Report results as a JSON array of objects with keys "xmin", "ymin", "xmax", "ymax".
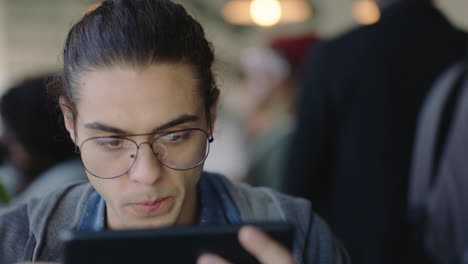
[
  {"xmin": 208, "ymin": 105, "xmax": 217, "ymax": 134},
  {"xmin": 59, "ymin": 96, "xmax": 77, "ymax": 144}
]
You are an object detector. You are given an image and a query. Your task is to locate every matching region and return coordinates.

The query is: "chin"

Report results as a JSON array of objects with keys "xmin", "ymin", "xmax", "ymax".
[{"xmin": 126, "ymin": 211, "xmax": 180, "ymax": 230}]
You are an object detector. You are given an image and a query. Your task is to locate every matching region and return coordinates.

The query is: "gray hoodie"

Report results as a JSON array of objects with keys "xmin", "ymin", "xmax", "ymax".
[{"xmin": 0, "ymin": 174, "xmax": 350, "ymax": 264}]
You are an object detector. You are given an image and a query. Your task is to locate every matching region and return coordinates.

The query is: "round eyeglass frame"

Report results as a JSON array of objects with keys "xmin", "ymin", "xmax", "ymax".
[{"xmin": 78, "ymin": 128, "xmax": 214, "ymax": 179}]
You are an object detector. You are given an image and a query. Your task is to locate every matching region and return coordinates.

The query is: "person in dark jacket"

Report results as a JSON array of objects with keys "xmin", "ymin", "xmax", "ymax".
[{"xmin": 283, "ymin": 0, "xmax": 467, "ymax": 263}]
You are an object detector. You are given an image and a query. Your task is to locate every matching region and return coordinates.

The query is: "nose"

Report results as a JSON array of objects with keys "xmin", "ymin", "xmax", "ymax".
[{"xmin": 128, "ymin": 142, "xmax": 163, "ymax": 185}]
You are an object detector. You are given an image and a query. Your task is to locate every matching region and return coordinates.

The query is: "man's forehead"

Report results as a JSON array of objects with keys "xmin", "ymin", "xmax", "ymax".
[{"xmin": 74, "ymin": 63, "xmax": 204, "ymax": 134}]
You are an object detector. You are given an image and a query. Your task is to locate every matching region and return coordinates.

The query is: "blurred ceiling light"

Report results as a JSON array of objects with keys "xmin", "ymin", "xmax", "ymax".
[
  {"xmin": 222, "ymin": 0, "xmax": 312, "ymax": 27},
  {"xmin": 250, "ymin": 0, "xmax": 282, "ymax": 26},
  {"xmin": 352, "ymin": 0, "xmax": 381, "ymax": 25}
]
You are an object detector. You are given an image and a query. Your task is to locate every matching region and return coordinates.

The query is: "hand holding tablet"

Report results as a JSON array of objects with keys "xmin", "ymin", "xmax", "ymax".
[{"xmin": 197, "ymin": 225, "xmax": 297, "ymax": 264}]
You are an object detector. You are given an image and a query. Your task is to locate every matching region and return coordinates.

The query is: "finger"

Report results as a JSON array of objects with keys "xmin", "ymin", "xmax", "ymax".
[
  {"xmin": 239, "ymin": 226, "xmax": 296, "ymax": 264},
  {"xmin": 197, "ymin": 253, "xmax": 233, "ymax": 264}
]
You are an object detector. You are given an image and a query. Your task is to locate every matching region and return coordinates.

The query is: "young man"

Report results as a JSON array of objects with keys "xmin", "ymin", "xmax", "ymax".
[{"xmin": 0, "ymin": 1, "xmax": 349, "ymax": 263}]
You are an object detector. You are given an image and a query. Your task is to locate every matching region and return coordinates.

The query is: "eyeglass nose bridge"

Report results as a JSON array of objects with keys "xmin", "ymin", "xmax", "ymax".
[{"xmin": 133, "ymin": 141, "xmax": 168, "ymax": 162}]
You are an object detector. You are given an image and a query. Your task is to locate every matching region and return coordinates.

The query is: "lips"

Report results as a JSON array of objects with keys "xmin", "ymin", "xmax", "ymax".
[
  {"xmin": 141, "ymin": 198, "xmax": 166, "ymax": 206},
  {"xmin": 128, "ymin": 197, "xmax": 173, "ymax": 216}
]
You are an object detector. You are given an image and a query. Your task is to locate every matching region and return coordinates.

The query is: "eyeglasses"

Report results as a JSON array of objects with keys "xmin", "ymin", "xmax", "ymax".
[{"xmin": 79, "ymin": 128, "xmax": 213, "ymax": 179}]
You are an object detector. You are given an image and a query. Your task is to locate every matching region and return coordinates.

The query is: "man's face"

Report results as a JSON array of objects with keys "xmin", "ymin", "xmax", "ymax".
[{"xmin": 63, "ymin": 63, "xmax": 213, "ymax": 230}]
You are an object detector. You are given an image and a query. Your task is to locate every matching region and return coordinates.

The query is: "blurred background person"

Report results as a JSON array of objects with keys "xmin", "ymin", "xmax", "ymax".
[
  {"xmin": 242, "ymin": 34, "xmax": 318, "ymax": 189},
  {"xmin": 283, "ymin": 0, "xmax": 467, "ymax": 263},
  {"xmin": 0, "ymin": 144, "xmax": 8, "ymax": 205},
  {"xmin": 0, "ymin": 75, "xmax": 86, "ymax": 207}
]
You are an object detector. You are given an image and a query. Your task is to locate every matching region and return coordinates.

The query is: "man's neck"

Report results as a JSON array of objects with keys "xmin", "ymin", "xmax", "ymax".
[{"xmin": 176, "ymin": 188, "xmax": 199, "ymax": 226}]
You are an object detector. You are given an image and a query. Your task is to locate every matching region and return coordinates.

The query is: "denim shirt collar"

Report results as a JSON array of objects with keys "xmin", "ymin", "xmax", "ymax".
[
  {"xmin": 76, "ymin": 171, "xmax": 242, "ymax": 231},
  {"xmin": 197, "ymin": 171, "xmax": 243, "ymax": 225}
]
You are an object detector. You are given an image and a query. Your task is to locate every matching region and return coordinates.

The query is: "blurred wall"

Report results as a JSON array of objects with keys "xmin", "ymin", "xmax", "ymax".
[
  {"xmin": 435, "ymin": 0, "xmax": 468, "ymax": 31},
  {"xmin": 2, "ymin": 0, "xmax": 87, "ymax": 87},
  {"xmin": 0, "ymin": 0, "xmax": 7, "ymax": 90}
]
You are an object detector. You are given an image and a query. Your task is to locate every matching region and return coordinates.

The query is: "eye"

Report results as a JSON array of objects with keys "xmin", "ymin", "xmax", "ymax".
[
  {"xmin": 95, "ymin": 138, "xmax": 125, "ymax": 149},
  {"xmin": 160, "ymin": 132, "xmax": 183, "ymax": 142}
]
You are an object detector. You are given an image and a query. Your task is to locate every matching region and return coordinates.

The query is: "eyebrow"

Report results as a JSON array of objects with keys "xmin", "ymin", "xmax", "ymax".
[{"xmin": 84, "ymin": 114, "xmax": 200, "ymax": 135}]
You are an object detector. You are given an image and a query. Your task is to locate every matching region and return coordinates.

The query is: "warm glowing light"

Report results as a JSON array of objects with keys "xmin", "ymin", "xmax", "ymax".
[
  {"xmin": 250, "ymin": 0, "xmax": 282, "ymax": 27},
  {"xmin": 281, "ymin": 0, "xmax": 312, "ymax": 23},
  {"xmin": 352, "ymin": 0, "xmax": 381, "ymax": 25},
  {"xmin": 85, "ymin": 2, "xmax": 103, "ymax": 15},
  {"xmin": 222, "ymin": 0, "xmax": 312, "ymax": 26},
  {"xmin": 222, "ymin": 0, "xmax": 253, "ymax": 25}
]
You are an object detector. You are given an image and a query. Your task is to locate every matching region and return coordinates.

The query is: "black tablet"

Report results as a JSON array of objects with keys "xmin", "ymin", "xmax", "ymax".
[{"xmin": 62, "ymin": 222, "xmax": 294, "ymax": 264}]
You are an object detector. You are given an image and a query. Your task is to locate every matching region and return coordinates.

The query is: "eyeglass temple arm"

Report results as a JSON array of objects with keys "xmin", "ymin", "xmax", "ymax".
[{"xmin": 206, "ymin": 109, "xmax": 215, "ymax": 143}]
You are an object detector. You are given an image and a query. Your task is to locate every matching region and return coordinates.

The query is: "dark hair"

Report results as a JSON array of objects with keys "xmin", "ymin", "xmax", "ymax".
[
  {"xmin": 57, "ymin": 0, "xmax": 219, "ymax": 117},
  {"xmin": 0, "ymin": 76, "xmax": 76, "ymax": 164}
]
